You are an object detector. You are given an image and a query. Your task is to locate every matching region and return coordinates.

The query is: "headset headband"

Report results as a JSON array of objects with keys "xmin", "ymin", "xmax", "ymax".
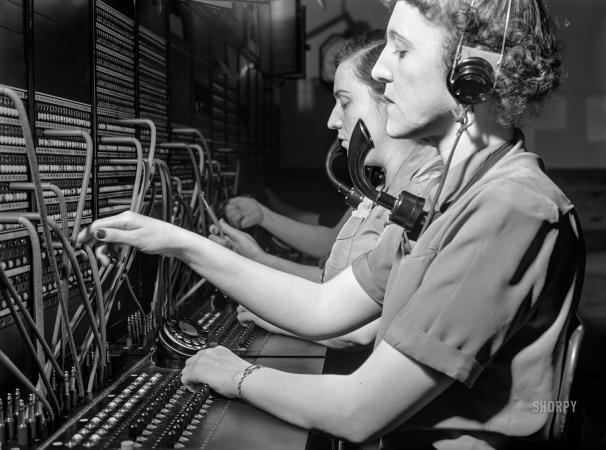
[{"xmin": 448, "ymin": 0, "xmax": 514, "ymax": 105}]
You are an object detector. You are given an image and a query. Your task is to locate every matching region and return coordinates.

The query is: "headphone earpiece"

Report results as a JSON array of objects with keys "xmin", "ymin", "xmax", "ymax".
[
  {"xmin": 447, "ymin": 57, "xmax": 494, "ymax": 106},
  {"xmin": 448, "ymin": 0, "xmax": 514, "ymax": 107}
]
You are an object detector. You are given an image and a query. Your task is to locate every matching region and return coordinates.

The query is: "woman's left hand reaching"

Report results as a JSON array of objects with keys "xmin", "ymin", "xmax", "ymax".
[
  {"xmin": 77, "ymin": 211, "xmax": 190, "ymax": 266},
  {"xmin": 209, "ymin": 219, "xmax": 267, "ymax": 262},
  {"xmin": 181, "ymin": 346, "xmax": 250, "ymax": 397}
]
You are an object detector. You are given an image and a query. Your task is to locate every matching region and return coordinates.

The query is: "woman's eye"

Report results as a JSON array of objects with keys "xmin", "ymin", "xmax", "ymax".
[{"xmin": 395, "ymin": 50, "xmax": 406, "ymax": 59}]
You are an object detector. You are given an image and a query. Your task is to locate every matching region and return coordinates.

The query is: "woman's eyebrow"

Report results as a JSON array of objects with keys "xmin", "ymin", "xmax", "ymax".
[
  {"xmin": 333, "ymin": 89, "xmax": 351, "ymax": 97},
  {"xmin": 388, "ymin": 29, "xmax": 413, "ymax": 47}
]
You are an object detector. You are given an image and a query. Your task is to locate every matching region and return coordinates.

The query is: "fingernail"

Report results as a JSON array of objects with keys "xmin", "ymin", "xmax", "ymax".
[{"xmin": 96, "ymin": 229, "xmax": 106, "ymax": 240}]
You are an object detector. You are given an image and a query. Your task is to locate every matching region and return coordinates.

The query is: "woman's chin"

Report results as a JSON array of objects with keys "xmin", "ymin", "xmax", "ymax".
[
  {"xmin": 386, "ymin": 123, "xmax": 405, "ymax": 139},
  {"xmin": 386, "ymin": 116, "xmax": 417, "ymax": 141}
]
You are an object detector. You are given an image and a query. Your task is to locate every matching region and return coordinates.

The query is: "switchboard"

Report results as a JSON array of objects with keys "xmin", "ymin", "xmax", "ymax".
[{"xmin": 0, "ymin": 1, "xmax": 299, "ymax": 449}]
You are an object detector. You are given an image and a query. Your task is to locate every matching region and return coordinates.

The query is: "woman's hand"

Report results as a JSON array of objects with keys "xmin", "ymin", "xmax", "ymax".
[
  {"xmin": 181, "ymin": 346, "xmax": 250, "ymax": 397},
  {"xmin": 208, "ymin": 222, "xmax": 236, "ymax": 253},
  {"xmin": 77, "ymin": 211, "xmax": 189, "ymax": 266},
  {"xmin": 237, "ymin": 305, "xmax": 285, "ymax": 335},
  {"xmin": 209, "ymin": 219, "xmax": 266, "ymax": 262},
  {"xmin": 223, "ymin": 197, "xmax": 264, "ymax": 229}
]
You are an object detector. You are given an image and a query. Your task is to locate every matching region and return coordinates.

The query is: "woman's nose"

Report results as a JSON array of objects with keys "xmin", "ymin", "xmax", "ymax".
[
  {"xmin": 372, "ymin": 50, "xmax": 392, "ymax": 83},
  {"xmin": 327, "ymin": 107, "xmax": 342, "ymax": 130}
]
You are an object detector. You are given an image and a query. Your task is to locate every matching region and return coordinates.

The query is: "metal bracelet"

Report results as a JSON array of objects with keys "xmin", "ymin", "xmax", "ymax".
[{"xmin": 237, "ymin": 364, "xmax": 262, "ymax": 402}]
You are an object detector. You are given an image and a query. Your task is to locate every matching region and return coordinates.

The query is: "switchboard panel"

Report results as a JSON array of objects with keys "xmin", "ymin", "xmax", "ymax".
[
  {"xmin": 95, "ymin": 1, "xmax": 137, "ymax": 218},
  {"xmin": 0, "ymin": 1, "xmax": 290, "ymax": 448}
]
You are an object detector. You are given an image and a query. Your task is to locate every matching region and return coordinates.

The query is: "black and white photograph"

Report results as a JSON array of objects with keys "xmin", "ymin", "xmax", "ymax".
[{"xmin": 0, "ymin": 0, "xmax": 604, "ymax": 449}]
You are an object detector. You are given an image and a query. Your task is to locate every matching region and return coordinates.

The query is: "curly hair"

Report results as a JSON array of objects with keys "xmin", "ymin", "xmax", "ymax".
[
  {"xmin": 381, "ymin": 0, "xmax": 565, "ymax": 126},
  {"xmin": 334, "ymin": 30, "xmax": 387, "ymax": 104}
]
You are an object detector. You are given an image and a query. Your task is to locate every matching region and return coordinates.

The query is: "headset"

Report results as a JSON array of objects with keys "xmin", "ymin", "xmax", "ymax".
[
  {"xmin": 324, "ymin": 135, "xmax": 364, "ymax": 208},
  {"xmin": 416, "ymin": 0, "xmax": 516, "ymax": 235},
  {"xmin": 347, "ymin": 120, "xmax": 427, "ymax": 240},
  {"xmin": 346, "ymin": 0, "xmax": 515, "ymax": 240},
  {"xmin": 447, "ymin": 0, "xmax": 514, "ymax": 106}
]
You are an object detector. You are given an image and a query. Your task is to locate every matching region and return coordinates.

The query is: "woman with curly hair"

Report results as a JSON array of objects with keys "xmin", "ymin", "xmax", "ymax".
[{"xmin": 79, "ymin": 1, "xmax": 582, "ymax": 448}]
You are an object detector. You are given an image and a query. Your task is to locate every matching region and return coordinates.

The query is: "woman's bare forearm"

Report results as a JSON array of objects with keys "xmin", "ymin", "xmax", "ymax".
[
  {"xmin": 78, "ymin": 212, "xmax": 378, "ymax": 340},
  {"xmin": 240, "ymin": 342, "xmax": 454, "ymax": 443},
  {"xmin": 249, "ymin": 313, "xmax": 377, "ymax": 349},
  {"xmin": 175, "ymin": 231, "xmax": 380, "ymax": 339},
  {"xmin": 257, "ymin": 252, "xmax": 322, "ymax": 282},
  {"xmin": 316, "ymin": 319, "xmax": 379, "ymax": 349},
  {"xmin": 260, "ymin": 206, "xmax": 349, "ymax": 258}
]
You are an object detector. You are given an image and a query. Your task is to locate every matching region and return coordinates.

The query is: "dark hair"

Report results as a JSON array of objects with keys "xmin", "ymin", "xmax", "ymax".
[
  {"xmin": 334, "ymin": 30, "xmax": 387, "ymax": 103},
  {"xmin": 381, "ymin": 0, "xmax": 564, "ymax": 126}
]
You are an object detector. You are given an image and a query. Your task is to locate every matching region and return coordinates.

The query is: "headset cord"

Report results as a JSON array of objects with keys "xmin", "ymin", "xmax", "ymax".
[{"xmin": 419, "ymin": 109, "xmax": 472, "ymax": 238}]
